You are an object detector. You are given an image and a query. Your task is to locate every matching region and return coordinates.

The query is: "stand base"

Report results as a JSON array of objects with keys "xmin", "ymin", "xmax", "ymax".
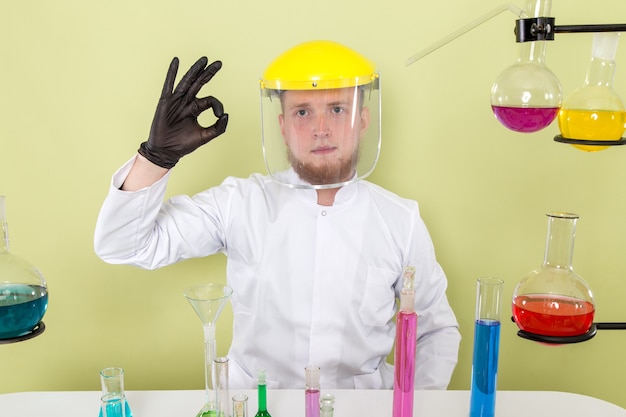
[
  {"xmin": 515, "ymin": 321, "xmax": 626, "ymax": 344},
  {"xmin": 554, "ymin": 135, "xmax": 626, "ymax": 147},
  {"xmin": 517, "ymin": 323, "xmax": 597, "ymax": 344},
  {"xmin": 0, "ymin": 321, "xmax": 46, "ymax": 344}
]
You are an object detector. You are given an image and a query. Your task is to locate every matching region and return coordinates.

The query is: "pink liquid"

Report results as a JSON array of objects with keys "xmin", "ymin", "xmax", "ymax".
[
  {"xmin": 512, "ymin": 294, "xmax": 595, "ymax": 337},
  {"xmin": 305, "ymin": 389, "xmax": 320, "ymax": 417},
  {"xmin": 492, "ymin": 106, "xmax": 559, "ymax": 133},
  {"xmin": 393, "ymin": 310, "xmax": 417, "ymax": 417}
]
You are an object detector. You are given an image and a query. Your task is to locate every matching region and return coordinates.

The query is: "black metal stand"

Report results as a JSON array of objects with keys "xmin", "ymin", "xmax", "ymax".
[
  {"xmin": 516, "ymin": 19, "xmax": 626, "ymax": 42},
  {"xmin": 0, "ymin": 321, "xmax": 46, "ymax": 344},
  {"xmin": 513, "ymin": 319, "xmax": 626, "ymax": 344},
  {"xmin": 554, "ymin": 135, "xmax": 626, "ymax": 147}
]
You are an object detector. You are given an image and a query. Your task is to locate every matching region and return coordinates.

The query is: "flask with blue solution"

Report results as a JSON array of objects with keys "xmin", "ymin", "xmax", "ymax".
[
  {"xmin": 99, "ymin": 367, "xmax": 133, "ymax": 417},
  {"xmin": 0, "ymin": 195, "xmax": 48, "ymax": 343}
]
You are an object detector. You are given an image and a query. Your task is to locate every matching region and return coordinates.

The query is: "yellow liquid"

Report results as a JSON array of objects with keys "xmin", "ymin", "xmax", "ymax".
[{"xmin": 558, "ymin": 109, "xmax": 626, "ymax": 152}]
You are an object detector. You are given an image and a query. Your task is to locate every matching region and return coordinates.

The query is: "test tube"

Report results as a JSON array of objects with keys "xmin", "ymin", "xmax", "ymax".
[
  {"xmin": 215, "ymin": 357, "xmax": 230, "ymax": 417},
  {"xmin": 469, "ymin": 277, "xmax": 504, "ymax": 417},
  {"xmin": 305, "ymin": 365, "xmax": 321, "ymax": 417}
]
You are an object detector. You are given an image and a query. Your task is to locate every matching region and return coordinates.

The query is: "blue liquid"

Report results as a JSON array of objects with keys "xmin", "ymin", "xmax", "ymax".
[
  {"xmin": 0, "ymin": 284, "xmax": 48, "ymax": 339},
  {"xmin": 99, "ymin": 398, "xmax": 133, "ymax": 417},
  {"xmin": 469, "ymin": 319, "xmax": 500, "ymax": 417}
]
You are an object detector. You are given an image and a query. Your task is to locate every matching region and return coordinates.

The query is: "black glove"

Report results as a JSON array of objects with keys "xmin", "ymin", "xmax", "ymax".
[{"xmin": 138, "ymin": 56, "xmax": 229, "ymax": 169}]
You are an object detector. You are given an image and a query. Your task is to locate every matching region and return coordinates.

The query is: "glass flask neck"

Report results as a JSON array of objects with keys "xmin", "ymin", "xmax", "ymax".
[
  {"xmin": 542, "ymin": 213, "xmax": 578, "ymax": 270},
  {"xmin": 1, "ymin": 219, "xmax": 9, "ymax": 255},
  {"xmin": 258, "ymin": 385, "xmax": 267, "ymax": 411},
  {"xmin": 517, "ymin": 0, "xmax": 552, "ymax": 64},
  {"xmin": 1, "ymin": 196, "xmax": 9, "ymax": 254},
  {"xmin": 518, "ymin": 41, "xmax": 548, "ymax": 65},
  {"xmin": 584, "ymin": 58, "xmax": 616, "ymax": 88},
  {"xmin": 521, "ymin": 0, "xmax": 552, "ymax": 18}
]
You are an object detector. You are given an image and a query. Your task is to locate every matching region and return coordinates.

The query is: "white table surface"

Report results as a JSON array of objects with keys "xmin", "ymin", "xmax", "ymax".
[{"xmin": 0, "ymin": 389, "xmax": 624, "ymax": 417}]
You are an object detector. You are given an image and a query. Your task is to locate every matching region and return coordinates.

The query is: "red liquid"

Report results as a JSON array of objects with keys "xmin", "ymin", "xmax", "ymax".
[
  {"xmin": 492, "ymin": 106, "xmax": 559, "ymax": 133},
  {"xmin": 512, "ymin": 294, "xmax": 594, "ymax": 337}
]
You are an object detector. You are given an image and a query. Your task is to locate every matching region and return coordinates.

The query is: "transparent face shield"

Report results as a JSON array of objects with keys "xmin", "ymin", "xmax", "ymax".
[{"xmin": 260, "ymin": 77, "xmax": 381, "ymax": 189}]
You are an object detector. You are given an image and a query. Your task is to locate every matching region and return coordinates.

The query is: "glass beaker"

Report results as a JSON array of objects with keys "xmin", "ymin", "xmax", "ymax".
[
  {"xmin": 512, "ymin": 212, "xmax": 595, "ymax": 338},
  {"xmin": 490, "ymin": 0, "xmax": 562, "ymax": 133},
  {"xmin": 469, "ymin": 277, "xmax": 504, "ymax": 417},
  {"xmin": 99, "ymin": 367, "xmax": 133, "ymax": 417},
  {"xmin": 184, "ymin": 283, "xmax": 233, "ymax": 417},
  {"xmin": 0, "ymin": 195, "xmax": 48, "ymax": 342},
  {"xmin": 558, "ymin": 32, "xmax": 626, "ymax": 152},
  {"xmin": 232, "ymin": 394, "xmax": 248, "ymax": 417}
]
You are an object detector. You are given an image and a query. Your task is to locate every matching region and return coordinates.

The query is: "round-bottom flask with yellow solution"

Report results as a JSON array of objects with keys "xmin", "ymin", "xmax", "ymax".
[{"xmin": 558, "ymin": 33, "xmax": 626, "ymax": 152}]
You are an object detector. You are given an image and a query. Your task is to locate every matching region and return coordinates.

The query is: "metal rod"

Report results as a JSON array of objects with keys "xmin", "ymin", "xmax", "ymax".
[
  {"xmin": 555, "ymin": 24, "xmax": 626, "ymax": 33},
  {"xmin": 595, "ymin": 322, "xmax": 626, "ymax": 330}
]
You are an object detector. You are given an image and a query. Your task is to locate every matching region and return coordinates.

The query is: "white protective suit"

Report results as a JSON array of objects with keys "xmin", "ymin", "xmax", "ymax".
[{"xmin": 94, "ymin": 157, "xmax": 461, "ymax": 389}]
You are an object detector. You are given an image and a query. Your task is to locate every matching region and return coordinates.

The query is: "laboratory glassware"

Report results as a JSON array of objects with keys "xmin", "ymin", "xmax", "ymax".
[
  {"xmin": 215, "ymin": 357, "xmax": 229, "ymax": 417},
  {"xmin": 512, "ymin": 212, "xmax": 595, "ymax": 341},
  {"xmin": 184, "ymin": 283, "xmax": 233, "ymax": 417},
  {"xmin": 254, "ymin": 369, "xmax": 272, "ymax": 417},
  {"xmin": 99, "ymin": 367, "xmax": 133, "ymax": 417},
  {"xmin": 305, "ymin": 365, "xmax": 321, "ymax": 417},
  {"xmin": 469, "ymin": 277, "xmax": 504, "ymax": 417},
  {"xmin": 557, "ymin": 33, "xmax": 626, "ymax": 152},
  {"xmin": 232, "ymin": 394, "xmax": 248, "ymax": 417},
  {"xmin": 101, "ymin": 393, "xmax": 125, "ymax": 417},
  {"xmin": 490, "ymin": 0, "xmax": 562, "ymax": 133},
  {"xmin": 320, "ymin": 394, "xmax": 335, "ymax": 417},
  {"xmin": 392, "ymin": 266, "xmax": 417, "ymax": 417},
  {"xmin": 0, "ymin": 195, "xmax": 48, "ymax": 343}
]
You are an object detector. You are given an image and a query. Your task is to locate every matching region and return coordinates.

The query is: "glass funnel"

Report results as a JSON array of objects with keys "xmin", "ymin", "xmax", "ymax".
[
  {"xmin": 490, "ymin": 0, "xmax": 562, "ymax": 133},
  {"xmin": 0, "ymin": 195, "xmax": 48, "ymax": 343},
  {"xmin": 184, "ymin": 283, "xmax": 233, "ymax": 417},
  {"xmin": 512, "ymin": 212, "xmax": 595, "ymax": 340},
  {"xmin": 557, "ymin": 33, "xmax": 626, "ymax": 152}
]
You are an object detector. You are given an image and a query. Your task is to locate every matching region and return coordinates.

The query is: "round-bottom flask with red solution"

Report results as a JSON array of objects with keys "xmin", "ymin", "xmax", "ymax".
[{"xmin": 512, "ymin": 212, "xmax": 595, "ymax": 338}]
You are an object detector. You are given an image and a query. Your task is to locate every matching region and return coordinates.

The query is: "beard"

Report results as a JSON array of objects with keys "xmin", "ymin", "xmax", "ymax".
[{"xmin": 288, "ymin": 147, "xmax": 359, "ymax": 186}]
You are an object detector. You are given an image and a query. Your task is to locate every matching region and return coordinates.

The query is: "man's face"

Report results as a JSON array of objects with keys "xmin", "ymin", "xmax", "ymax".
[{"xmin": 278, "ymin": 88, "xmax": 370, "ymax": 186}]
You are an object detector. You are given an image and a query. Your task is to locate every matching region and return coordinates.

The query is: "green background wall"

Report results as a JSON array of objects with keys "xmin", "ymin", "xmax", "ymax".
[{"xmin": 2, "ymin": 0, "xmax": 625, "ymax": 410}]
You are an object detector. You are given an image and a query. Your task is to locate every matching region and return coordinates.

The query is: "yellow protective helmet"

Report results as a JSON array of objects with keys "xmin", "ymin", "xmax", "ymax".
[
  {"xmin": 260, "ymin": 40, "xmax": 379, "ymax": 91},
  {"xmin": 260, "ymin": 40, "xmax": 382, "ymax": 190}
]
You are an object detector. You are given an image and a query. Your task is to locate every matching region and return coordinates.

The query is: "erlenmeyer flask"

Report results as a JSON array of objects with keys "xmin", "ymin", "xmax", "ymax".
[
  {"xmin": 512, "ymin": 212, "xmax": 595, "ymax": 339},
  {"xmin": 99, "ymin": 367, "xmax": 133, "ymax": 417},
  {"xmin": 558, "ymin": 33, "xmax": 626, "ymax": 152},
  {"xmin": 184, "ymin": 283, "xmax": 233, "ymax": 417},
  {"xmin": 0, "ymin": 195, "xmax": 48, "ymax": 343},
  {"xmin": 490, "ymin": 0, "xmax": 562, "ymax": 133}
]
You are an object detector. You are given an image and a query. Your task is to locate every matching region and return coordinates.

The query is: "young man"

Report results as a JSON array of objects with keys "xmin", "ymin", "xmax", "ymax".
[{"xmin": 94, "ymin": 40, "xmax": 461, "ymax": 389}]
